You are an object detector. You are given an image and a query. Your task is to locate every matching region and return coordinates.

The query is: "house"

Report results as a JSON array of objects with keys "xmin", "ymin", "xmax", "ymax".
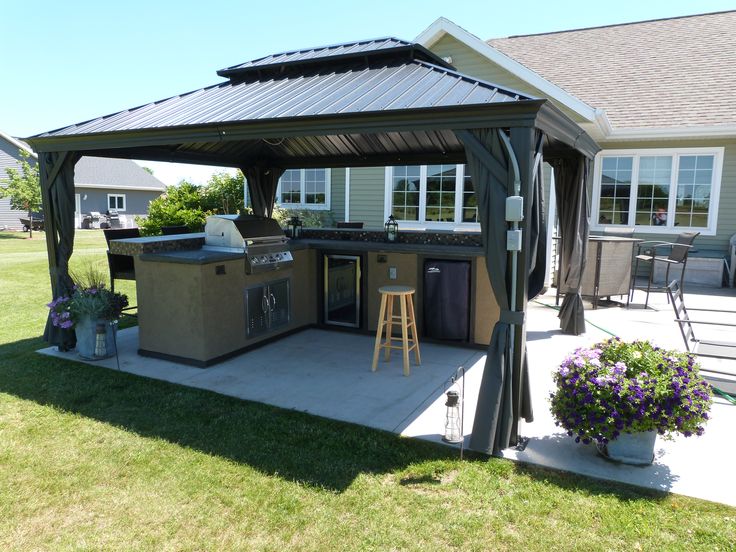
[
  {"xmin": 276, "ymin": 11, "xmax": 735, "ymax": 286},
  {"xmin": 1, "ymin": 130, "xmax": 166, "ymax": 229}
]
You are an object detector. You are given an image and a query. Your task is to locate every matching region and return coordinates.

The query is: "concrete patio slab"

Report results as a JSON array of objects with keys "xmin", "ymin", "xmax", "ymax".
[{"xmin": 38, "ymin": 283, "xmax": 736, "ymax": 506}]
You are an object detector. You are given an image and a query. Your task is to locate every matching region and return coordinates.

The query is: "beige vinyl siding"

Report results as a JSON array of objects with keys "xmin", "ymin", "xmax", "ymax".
[
  {"xmin": 428, "ymin": 35, "xmax": 587, "ymax": 125},
  {"xmin": 347, "ymin": 167, "xmax": 385, "ymax": 228},
  {"xmin": 329, "ymin": 167, "xmax": 346, "ymax": 223},
  {"xmin": 595, "ymin": 138, "xmax": 736, "ymax": 254}
]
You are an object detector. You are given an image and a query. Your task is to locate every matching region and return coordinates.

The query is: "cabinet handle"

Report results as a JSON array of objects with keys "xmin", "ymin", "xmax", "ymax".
[
  {"xmin": 261, "ymin": 295, "xmax": 269, "ymax": 313},
  {"xmin": 269, "ymin": 293, "xmax": 277, "ymax": 311}
]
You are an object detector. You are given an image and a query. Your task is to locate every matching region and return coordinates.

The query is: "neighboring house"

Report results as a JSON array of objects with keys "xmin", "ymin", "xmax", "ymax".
[
  {"xmin": 1, "ymin": 130, "xmax": 165, "ymax": 229},
  {"xmin": 275, "ymin": 11, "xmax": 735, "ymax": 285}
]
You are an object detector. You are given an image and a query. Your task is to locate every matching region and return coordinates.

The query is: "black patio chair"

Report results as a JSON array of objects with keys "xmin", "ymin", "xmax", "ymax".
[
  {"xmin": 103, "ymin": 227, "xmax": 140, "ymax": 295},
  {"xmin": 666, "ymin": 280, "xmax": 736, "ymax": 375},
  {"xmin": 630, "ymin": 231, "xmax": 699, "ymax": 308}
]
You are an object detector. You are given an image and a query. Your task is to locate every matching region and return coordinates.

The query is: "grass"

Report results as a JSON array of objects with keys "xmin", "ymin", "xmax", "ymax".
[{"xmin": 0, "ymin": 229, "xmax": 734, "ymax": 551}]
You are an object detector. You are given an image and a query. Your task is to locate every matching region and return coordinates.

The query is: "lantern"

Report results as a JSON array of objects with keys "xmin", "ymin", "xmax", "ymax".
[
  {"xmin": 384, "ymin": 215, "xmax": 398, "ymax": 242},
  {"xmin": 288, "ymin": 215, "xmax": 303, "ymax": 239},
  {"xmin": 94, "ymin": 322, "xmax": 107, "ymax": 358},
  {"xmin": 442, "ymin": 389, "xmax": 463, "ymax": 444}
]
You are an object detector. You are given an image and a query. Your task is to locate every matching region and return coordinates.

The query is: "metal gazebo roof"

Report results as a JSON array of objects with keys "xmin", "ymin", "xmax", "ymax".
[{"xmin": 27, "ymin": 37, "xmax": 597, "ymax": 167}]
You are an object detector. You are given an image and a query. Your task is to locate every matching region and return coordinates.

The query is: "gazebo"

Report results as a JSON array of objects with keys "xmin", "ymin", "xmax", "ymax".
[{"xmin": 27, "ymin": 38, "xmax": 598, "ymax": 455}]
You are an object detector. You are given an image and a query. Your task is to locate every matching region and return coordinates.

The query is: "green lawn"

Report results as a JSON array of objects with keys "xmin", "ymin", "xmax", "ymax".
[{"xmin": 0, "ymin": 230, "xmax": 734, "ymax": 551}]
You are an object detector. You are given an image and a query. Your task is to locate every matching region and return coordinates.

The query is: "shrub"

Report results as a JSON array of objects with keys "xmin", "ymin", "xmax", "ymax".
[
  {"xmin": 549, "ymin": 338, "xmax": 712, "ymax": 446},
  {"xmin": 136, "ymin": 182, "xmax": 210, "ymax": 236}
]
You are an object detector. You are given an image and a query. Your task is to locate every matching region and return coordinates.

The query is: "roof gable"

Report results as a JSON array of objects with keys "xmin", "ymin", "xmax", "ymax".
[
  {"xmin": 74, "ymin": 157, "xmax": 166, "ymax": 190},
  {"xmin": 488, "ymin": 11, "xmax": 736, "ymax": 131}
]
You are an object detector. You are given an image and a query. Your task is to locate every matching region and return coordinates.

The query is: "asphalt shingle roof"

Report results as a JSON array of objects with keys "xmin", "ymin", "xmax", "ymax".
[
  {"xmin": 488, "ymin": 11, "xmax": 736, "ymax": 129},
  {"xmin": 74, "ymin": 157, "xmax": 165, "ymax": 189}
]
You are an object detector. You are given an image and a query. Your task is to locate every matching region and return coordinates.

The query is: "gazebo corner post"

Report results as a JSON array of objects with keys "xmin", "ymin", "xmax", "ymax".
[
  {"xmin": 38, "ymin": 150, "xmax": 80, "ymax": 350},
  {"xmin": 507, "ymin": 126, "xmax": 540, "ymax": 440}
]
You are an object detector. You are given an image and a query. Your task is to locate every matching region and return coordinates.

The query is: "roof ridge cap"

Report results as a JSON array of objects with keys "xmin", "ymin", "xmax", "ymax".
[{"xmin": 488, "ymin": 10, "xmax": 736, "ymax": 41}]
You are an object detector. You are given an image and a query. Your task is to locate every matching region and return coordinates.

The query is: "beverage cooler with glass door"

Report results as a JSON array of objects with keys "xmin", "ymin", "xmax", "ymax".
[{"xmin": 323, "ymin": 254, "xmax": 361, "ymax": 328}]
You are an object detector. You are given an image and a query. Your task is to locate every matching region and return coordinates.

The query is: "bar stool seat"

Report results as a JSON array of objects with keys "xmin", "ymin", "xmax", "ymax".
[{"xmin": 372, "ymin": 285, "xmax": 421, "ymax": 376}]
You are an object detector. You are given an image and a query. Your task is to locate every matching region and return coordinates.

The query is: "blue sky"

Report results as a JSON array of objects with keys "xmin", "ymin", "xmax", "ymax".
[{"xmin": 3, "ymin": 0, "xmax": 732, "ymax": 184}]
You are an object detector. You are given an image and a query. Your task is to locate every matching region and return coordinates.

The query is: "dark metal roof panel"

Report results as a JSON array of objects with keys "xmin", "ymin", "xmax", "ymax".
[
  {"xmin": 216, "ymin": 37, "xmax": 453, "ymax": 77},
  {"xmin": 221, "ymin": 38, "xmax": 409, "ymax": 70},
  {"xmin": 36, "ymin": 61, "xmax": 533, "ymax": 139}
]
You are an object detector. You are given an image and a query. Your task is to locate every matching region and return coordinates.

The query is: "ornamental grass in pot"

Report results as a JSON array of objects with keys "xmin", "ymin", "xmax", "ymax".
[
  {"xmin": 549, "ymin": 338, "xmax": 712, "ymax": 465},
  {"xmin": 47, "ymin": 267, "xmax": 129, "ymax": 360}
]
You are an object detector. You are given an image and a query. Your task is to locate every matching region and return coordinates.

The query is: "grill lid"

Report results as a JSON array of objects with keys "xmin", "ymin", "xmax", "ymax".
[{"xmin": 205, "ymin": 214, "xmax": 286, "ymax": 249}]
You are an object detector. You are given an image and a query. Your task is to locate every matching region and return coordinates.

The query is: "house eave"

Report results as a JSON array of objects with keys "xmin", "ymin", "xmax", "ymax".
[
  {"xmin": 603, "ymin": 125, "xmax": 736, "ymax": 142},
  {"xmin": 74, "ymin": 183, "xmax": 165, "ymax": 192}
]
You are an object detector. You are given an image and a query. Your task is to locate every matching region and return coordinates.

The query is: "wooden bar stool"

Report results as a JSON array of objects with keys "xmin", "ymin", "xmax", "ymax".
[{"xmin": 371, "ymin": 285, "xmax": 421, "ymax": 376}]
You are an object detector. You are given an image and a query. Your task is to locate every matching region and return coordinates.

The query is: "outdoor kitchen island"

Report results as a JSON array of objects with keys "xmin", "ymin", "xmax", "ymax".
[{"xmin": 110, "ymin": 223, "xmax": 499, "ymax": 367}]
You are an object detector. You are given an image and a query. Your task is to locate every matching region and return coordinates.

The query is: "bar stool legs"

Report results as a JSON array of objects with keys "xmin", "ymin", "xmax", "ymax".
[{"xmin": 372, "ymin": 286, "xmax": 420, "ymax": 376}]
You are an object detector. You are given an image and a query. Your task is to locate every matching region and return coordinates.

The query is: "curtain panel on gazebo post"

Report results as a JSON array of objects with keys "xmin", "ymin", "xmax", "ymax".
[
  {"xmin": 456, "ymin": 128, "xmax": 539, "ymax": 455},
  {"xmin": 39, "ymin": 151, "xmax": 81, "ymax": 350},
  {"xmin": 551, "ymin": 155, "xmax": 591, "ymax": 335},
  {"xmin": 242, "ymin": 166, "xmax": 285, "ymax": 218}
]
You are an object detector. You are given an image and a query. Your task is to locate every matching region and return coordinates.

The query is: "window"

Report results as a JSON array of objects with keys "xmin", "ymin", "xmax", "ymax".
[
  {"xmin": 386, "ymin": 164, "xmax": 478, "ymax": 226},
  {"xmin": 107, "ymin": 194, "xmax": 126, "ymax": 211},
  {"xmin": 276, "ymin": 168, "xmax": 330, "ymax": 209},
  {"xmin": 592, "ymin": 148, "xmax": 723, "ymax": 234}
]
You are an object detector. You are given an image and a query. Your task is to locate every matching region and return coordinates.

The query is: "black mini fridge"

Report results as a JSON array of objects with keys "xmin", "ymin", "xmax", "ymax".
[{"xmin": 423, "ymin": 259, "xmax": 471, "ymax": 341}]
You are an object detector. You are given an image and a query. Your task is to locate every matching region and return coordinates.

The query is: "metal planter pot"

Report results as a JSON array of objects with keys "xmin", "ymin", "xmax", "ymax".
[
  {"xmin": 596, "ymin": 431, "xmax": 656, "ymax": 465},
  {"xmin": 75, "ymin": 318, "xmax": 117, "ymax": 360}
]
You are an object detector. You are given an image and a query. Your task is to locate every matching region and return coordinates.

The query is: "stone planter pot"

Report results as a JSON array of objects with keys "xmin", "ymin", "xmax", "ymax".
[
  {"xmin": 596, "ymin": 431, "xmax": 656, "ymax": 465},
  {"xmin": 75, "ymin": 318, "xmax": 117, "ymax": 360}
]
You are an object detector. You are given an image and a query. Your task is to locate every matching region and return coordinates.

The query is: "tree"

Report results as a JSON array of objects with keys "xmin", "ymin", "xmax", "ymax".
[
  {"xmin": 0, "ymin": 149, "xmax": 41, "ymax": 238},
  {"xmin": 200, "ymin": 171, "xmax": 245, "ymax": 214}
]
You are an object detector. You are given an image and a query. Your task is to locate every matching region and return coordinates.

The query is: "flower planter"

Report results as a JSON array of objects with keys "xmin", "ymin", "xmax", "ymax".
[
  {"xmin": 75, "ymin": 318, "xmax": 117, "ymax": 360},
  {"xmin": 596, "ymin": 431, "xmax": 656, "ymax": 466}
]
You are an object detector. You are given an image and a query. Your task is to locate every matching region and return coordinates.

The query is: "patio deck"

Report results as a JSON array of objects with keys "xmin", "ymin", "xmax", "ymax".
[{"xmin": 39, "ymin": 283, "xmax": 736, "ymax": 506}]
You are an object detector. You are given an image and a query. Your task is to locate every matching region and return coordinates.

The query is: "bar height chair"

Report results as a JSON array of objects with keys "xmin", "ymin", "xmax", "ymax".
[
  {"xmin": 372, "ymin": 286, "xmax": 421, "ymax": 376},
  {"xmin": 630, "ymin": 231, "xmax": 699, "ymax": 308}
]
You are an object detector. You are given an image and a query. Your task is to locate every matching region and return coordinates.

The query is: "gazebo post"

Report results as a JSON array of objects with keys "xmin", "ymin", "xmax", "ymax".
[
  {"xmin": 508, "ymin": 126, "xmax": 539, "ymax": 440},
  {"xmin": 38, "ymin": 150, "xmax": 80, "ymax": 349}
]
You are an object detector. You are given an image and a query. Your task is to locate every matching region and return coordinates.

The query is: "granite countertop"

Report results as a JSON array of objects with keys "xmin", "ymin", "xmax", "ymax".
[
  {"xmin": 110, "ymin": 228, "xmax": 485, "ymax": 264},
  {"xmin": 292, "ymin": 239, "xmax": 484, "ymax": 257},
  {"xmin": 139, "ymin": 249, "xmax": 245, "ymax": 265}
]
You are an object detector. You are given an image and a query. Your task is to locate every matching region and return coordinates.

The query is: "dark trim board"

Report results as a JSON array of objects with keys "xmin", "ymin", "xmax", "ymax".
[{"xmin": 137, "ymin": 325, "xmax": 316, "ymax": 368}]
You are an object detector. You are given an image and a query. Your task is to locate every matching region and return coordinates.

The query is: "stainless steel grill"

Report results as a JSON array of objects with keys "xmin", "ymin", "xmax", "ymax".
[{"xmin": 203, "ymin": 214, "xmax": 293, "ymax": 274}]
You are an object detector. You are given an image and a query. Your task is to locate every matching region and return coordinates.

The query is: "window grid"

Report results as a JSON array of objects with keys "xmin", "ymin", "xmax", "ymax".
[
  {"xmin": 391, "ymin": 166, "xmax": 420, "ymax": 221},
  {"xmin": 389, "ymin": 164, "xmax": 478, "ymax": 225},
  {"xmin": 676, "ymin": 155, "xmax": 713, "ymax": 228},
  {"xmin": 594, "ymin": 150, "xmax": 720, "ymax": 233},
  {"xmin": 278, "ymin": 169, "xmax": 329, "ymax": 208}
]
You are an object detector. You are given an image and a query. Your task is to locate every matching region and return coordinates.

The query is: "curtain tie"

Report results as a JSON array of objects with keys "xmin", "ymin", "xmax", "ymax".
[{"xmin": 499, "ymin": 310, "xmax": 525, "ymax": 325}]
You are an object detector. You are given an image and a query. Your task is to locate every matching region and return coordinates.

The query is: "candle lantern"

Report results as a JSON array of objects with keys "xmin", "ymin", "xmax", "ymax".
[
  {"xmin": 442, "ymin": 389, "xmax": 463, "ymax": 444},
  {"xmin": 288, "ymin": 215, "xmax": 303, "ymax": 239},
  {"xmin": 384, "ymin": 215, "xmax": 399, "ymax": 242},
  {"xmin": 94, "ymin": 322, "xmax": 107, "ymax": 358}
]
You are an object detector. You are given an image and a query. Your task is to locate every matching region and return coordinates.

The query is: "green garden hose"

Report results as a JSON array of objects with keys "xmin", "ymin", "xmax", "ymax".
[{"xmin": 531, "ymin": 299, "xmax": 736, "ymax": 405}]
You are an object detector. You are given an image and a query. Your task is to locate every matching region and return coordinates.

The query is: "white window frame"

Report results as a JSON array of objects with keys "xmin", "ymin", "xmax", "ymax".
[
  {"xmin": 591, "ymin": 147, "xmax": 724, "ymax": 236},
  {"xmin": 383, "ymin": 165, "xmax": 481, "ymax": 230},
  {"xmin": 107, "ymin": 193, "xmax": 126, "ymax": 211},
  {"xmin": 275, "ymin": 168, "xmax": 331, "ymax": 210}
]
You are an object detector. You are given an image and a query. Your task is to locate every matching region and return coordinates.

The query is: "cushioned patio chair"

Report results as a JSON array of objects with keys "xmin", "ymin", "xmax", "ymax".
[{"xmin": 630, "ymin": 231, "xmax": 699, "ymax": 308}]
